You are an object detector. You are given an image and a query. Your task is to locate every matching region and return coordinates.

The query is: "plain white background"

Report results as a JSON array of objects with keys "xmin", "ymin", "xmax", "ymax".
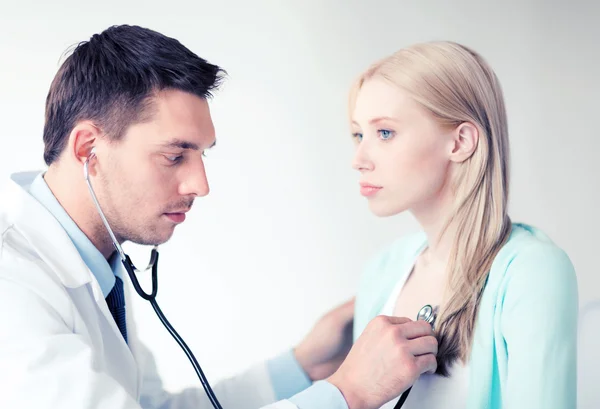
[{"xmin": 1, "ymin": 0, "xmax": 599, "ymax": 405}]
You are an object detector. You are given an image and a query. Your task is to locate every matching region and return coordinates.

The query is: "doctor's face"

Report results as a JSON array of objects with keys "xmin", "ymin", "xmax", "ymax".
[
  {"xmin": 350, "ymin": 78, "xmax": 453, "ymax": 217},
  {"xmin": 93, "ymin": 89, "xmax": 215, "ymax": 245}
]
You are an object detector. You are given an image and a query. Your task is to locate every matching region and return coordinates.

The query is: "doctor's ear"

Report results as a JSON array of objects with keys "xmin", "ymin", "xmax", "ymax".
[{"xmin": 69, "ymin": 121, "xmax": 103, "ymax": 164}]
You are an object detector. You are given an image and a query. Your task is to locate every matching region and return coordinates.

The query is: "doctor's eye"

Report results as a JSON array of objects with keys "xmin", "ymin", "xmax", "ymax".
[
  {"xmin": 378, "ymin": 129, "xmax": 395, "ymax": 140},
  {"xmin": 165, "ymin": 155, "xmax": 183, "ymax": 164}
]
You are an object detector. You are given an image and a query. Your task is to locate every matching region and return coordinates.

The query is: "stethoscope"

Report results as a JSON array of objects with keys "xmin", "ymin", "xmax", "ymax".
[
  {"xmin": 83, "ymin": 149, "xmax": 438, "ymax": 409},
  {"xmin": 83, "ymin": 151, "xmax": 224, "ymax": 409},
  {"xmin": 394, "ymin": 304, "xmax": 438, "ymax": 409}
]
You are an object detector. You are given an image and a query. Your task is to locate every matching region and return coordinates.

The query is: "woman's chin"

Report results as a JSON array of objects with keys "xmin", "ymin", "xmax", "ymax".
[{"xmin": 368, "ymin": 201, "xmax": 407, "ymax": 218}]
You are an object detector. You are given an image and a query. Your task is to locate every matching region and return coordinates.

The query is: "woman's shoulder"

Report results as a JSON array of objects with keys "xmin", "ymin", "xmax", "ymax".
[
  {"xmin": 501, "ymin": 223, "xmax": 574, "ymax": 270},
  {"xmin": 492, "ymin": 222, "xmax": 577, "ymax": 296}
]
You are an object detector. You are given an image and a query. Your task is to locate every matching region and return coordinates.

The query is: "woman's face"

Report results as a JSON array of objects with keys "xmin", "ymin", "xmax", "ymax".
[{"xmin": 350, "ymin": 77, "xmax": 459, "ymax": 218}]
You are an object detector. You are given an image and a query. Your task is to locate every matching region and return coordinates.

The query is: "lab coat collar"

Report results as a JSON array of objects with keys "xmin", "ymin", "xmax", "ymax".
[{"xmin": 1, "ymin": 171, "xmax": 94, "ymax": 290}]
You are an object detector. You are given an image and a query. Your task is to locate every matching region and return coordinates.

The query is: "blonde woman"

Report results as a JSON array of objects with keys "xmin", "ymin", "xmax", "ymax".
[{"xmin": 350, "ymin": 42, "xmax": 578, "ymax": 409}]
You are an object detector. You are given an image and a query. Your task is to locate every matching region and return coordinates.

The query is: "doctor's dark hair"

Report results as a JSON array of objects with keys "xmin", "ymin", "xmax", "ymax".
[{"xmin": 42, "ymin": 24, "xmax": 226, "ymax": 165}]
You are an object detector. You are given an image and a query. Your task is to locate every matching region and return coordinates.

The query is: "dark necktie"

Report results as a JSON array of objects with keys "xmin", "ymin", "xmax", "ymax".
[{"xmin": 105, "ymin": 276, "xmax": 127, "ymax": 343}]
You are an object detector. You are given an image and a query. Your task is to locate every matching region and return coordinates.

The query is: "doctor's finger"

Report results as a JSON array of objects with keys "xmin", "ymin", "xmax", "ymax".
[
  {"xmin": 384, "ymin": 316, "xmax": 412, "ymax": 325},
  {"xmin": 407, "ymin": 335, "xmax": 438, "ymax": 356},
  {"xmin": 414, "ymin": 353, "xmax": 438, "ymax": 375},
  {"xmin": 397, "ymin": 320, "xmax": 434, "ymax": 340}
]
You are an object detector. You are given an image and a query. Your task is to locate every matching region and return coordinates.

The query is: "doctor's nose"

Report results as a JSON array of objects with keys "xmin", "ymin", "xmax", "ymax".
[{"xmin": 179, "ymin": 159, "xmax": 210, "ymax": 197}]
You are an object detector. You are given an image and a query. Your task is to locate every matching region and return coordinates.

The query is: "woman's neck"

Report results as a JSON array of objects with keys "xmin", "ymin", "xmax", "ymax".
[{"xmin": 411, "ymin": 190, "xmax": 457, "ymax": 274}]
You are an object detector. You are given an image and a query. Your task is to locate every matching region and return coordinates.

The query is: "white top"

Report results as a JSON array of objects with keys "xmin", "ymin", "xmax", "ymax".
[{"xmin": 378, "ymin": 256, "xmax": 470, "ymax": 409}]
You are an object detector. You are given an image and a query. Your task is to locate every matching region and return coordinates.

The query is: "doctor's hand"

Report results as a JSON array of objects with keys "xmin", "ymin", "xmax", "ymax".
[
  {"xmin": 327, "ymin": 315, "xmax": 438, "ymax": 409},
  {"xmin": 293, "ymin": 298, "xmax": 355, "ymax": 381}
]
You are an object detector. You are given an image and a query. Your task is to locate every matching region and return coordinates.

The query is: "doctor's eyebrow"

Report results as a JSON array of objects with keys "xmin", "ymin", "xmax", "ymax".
[{"xmin": 161, "ymin": 139, "xmax": 216, "ymax": 150}]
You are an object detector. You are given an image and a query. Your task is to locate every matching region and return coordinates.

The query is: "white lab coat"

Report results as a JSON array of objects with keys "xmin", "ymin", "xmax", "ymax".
[{"xmin": 0, "ymin": 172, "xmax": 299, "ymax": 409}]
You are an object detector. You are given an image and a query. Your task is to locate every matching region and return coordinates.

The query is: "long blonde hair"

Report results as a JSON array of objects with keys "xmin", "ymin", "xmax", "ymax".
[{"xmin": 350, "ymin": 41, "xmax": 512, "ymax": 375}]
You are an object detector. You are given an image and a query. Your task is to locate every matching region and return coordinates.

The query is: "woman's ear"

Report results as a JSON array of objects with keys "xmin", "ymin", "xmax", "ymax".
[{"xmin": 449, "ymin": 122, "xmax": 479, "ymax": 163}]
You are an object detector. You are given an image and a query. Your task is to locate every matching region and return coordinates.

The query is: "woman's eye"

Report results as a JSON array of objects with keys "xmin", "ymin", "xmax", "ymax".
[
  {"xmin": 378, "ymin": 129, "xmax": 395, "ymax": 140},
  {"xmin": 352, "ymin": 132, "xmax": 363, "ymax": 142}
]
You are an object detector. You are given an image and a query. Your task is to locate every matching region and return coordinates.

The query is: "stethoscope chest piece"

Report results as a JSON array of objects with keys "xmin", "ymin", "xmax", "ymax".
[
  {"xmin": 394, "ymin": 303, "xmax": 440, "ymax": 409},
  {"xmin": 416, "ymin": 304, "xmax": 438, "ymax": 330}
]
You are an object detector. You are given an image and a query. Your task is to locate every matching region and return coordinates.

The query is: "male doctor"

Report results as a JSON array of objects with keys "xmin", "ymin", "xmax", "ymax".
[{"xmin": 0, "ymin": 25, "xmax": 438, "ymax": 409}]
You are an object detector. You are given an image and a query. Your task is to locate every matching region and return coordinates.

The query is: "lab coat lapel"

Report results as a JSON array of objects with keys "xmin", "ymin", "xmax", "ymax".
[{"xmin": 2, "ymin": 171, "xmax": 140, "ymax": 392}]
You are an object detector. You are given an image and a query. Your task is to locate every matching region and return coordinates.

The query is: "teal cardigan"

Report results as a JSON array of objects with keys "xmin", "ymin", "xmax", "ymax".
[{"xmin": 353, "ymin": 223, "xmax": 578, "ymax": 409}]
